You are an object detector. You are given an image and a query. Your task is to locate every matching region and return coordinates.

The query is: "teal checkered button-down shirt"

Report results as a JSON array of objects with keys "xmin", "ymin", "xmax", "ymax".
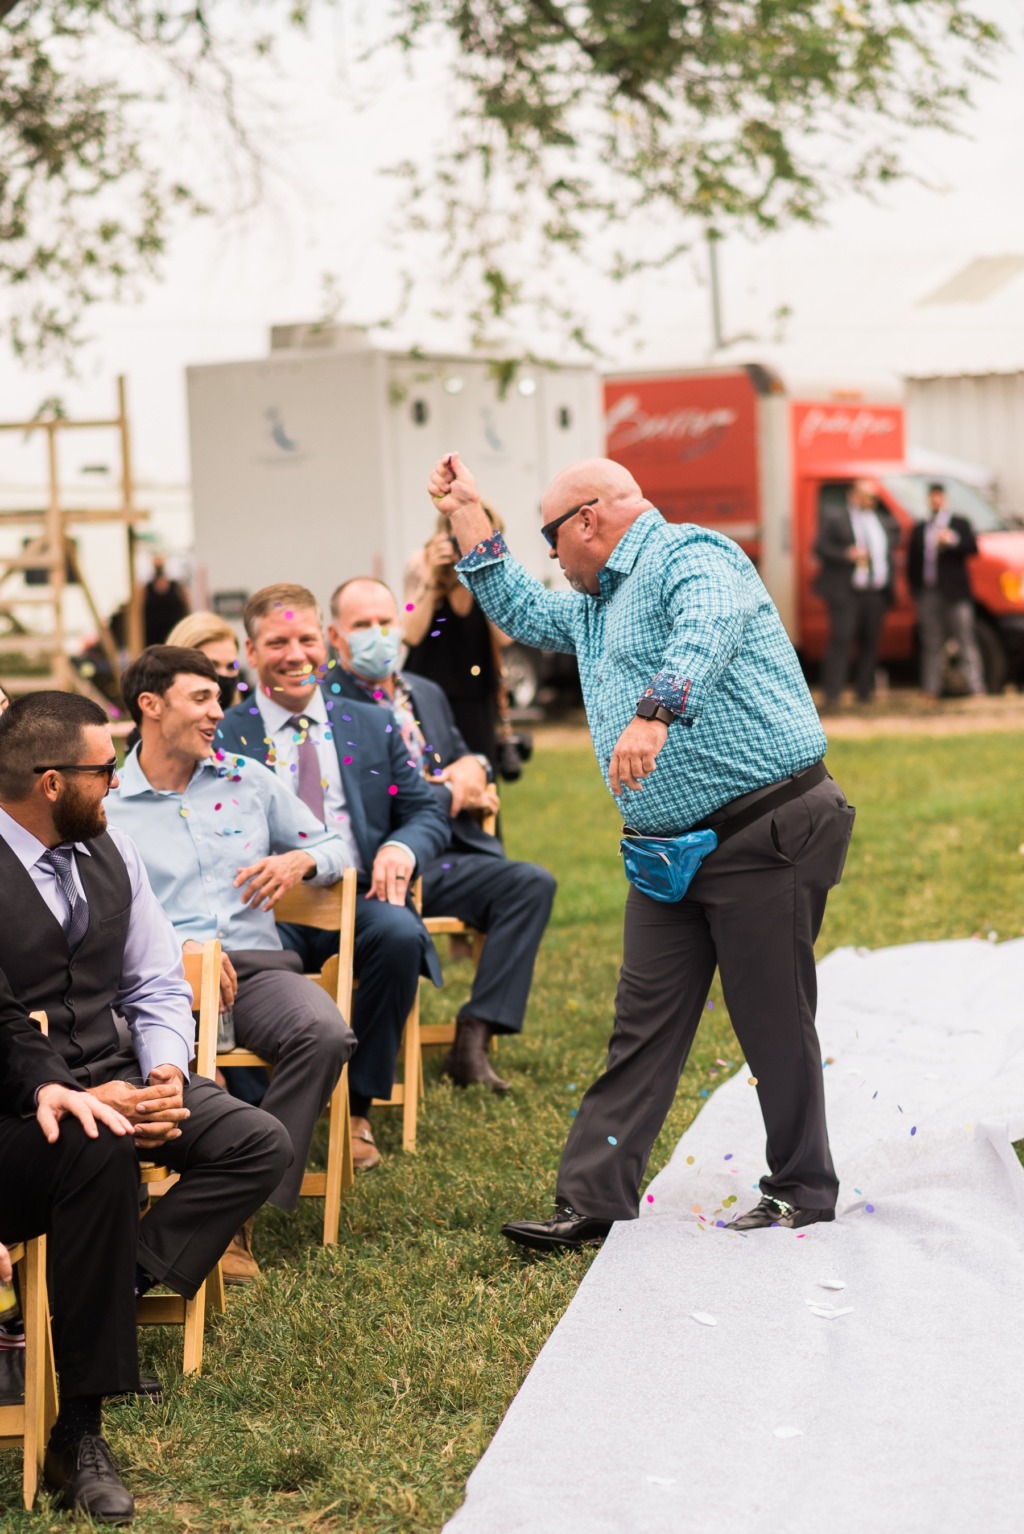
[{"xmin": 458, "ymin": 510, "xmax": 826, "ymax": 836}]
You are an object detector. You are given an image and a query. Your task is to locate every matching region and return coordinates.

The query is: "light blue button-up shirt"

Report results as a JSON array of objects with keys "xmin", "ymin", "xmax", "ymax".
[
  {"xmin": 458, "ymin": 511, "xmax": 827, "ymax": 836},
  {"xmin": 107, "ymin": 746, "xmax": 353, "ymax": 951}
]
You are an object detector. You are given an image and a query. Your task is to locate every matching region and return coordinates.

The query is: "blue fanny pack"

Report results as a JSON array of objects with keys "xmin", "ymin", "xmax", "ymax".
[{"xmin": 620, "ymin": 827, "xmax": 719, "ymax": 903}]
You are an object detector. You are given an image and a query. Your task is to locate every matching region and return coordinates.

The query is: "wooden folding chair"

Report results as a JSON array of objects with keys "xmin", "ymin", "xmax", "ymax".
[
  {"xmin": 418, "ymin": 805, "xmax": 496, "ymax": 1052},
  {"xmin": 135, "ymin": 938, "xmax": 224, "ymax": 1375},
  {"xmin": 208, "ymin": 868, "xmax": 357, "ymax": 1245},
  {"xmin": 0, "ymin": 1237, "xmax": 57, "ymax": 1509},
  {"xmin": 370, "ymin": 806, "xmax": 499, "ymax": 1152}
]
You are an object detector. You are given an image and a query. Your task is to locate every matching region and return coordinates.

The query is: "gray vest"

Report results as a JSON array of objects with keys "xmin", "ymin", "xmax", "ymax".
[{"xmin": 0, "ymin": 830, "xmax": 134, "ymax": 1084}]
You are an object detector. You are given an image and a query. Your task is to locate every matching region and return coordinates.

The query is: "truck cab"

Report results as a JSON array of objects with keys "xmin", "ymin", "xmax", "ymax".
[{"xmin": 604, "ymin": 364, "xmax": 1024, "ymax": 693}]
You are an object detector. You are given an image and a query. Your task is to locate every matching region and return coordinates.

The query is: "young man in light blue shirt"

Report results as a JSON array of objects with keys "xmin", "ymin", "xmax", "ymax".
[{"xmin": 107, "ymin": 646, "xmax": 356, "ymax": 1280}]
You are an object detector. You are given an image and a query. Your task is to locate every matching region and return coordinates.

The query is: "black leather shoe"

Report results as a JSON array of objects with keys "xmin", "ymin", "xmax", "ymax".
[
  {"xmin": 107, "ymin": 1374, "xmax": 163, "ymax": 1406},
  {"xmin": 501, "ymin": 1204, "xmax": 612, "ymax": 1252},
  {"xmin": 728, "ymin": 1195, "xmax": 835, "ymax": 1231},
  {"xmin": 44, "ymin": 1434, "xmax": 135, "ymax": 1524}
]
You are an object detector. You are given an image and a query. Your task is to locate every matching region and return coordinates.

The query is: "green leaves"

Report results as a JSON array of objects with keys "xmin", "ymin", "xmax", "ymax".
[{"xmin": 387, "ymin": 0, "xmax": 1001, "ymax": 349}]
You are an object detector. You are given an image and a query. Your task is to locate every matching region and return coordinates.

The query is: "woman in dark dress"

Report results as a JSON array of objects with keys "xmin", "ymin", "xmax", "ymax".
[{"xmin": 403, "ymin": 513, "xmax": 506, "ymax": 776}]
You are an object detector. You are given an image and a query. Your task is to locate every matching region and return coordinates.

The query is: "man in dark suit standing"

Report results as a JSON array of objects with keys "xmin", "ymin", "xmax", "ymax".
[
  {"xmin": 0, "ymin": 970, "xmax": 140, "ymax": 1522},
  {"xmin": 906, "ymin": 482, "xmax": 985, "ymax": 699},
  {"xmin": 814, "ymin": 478, "xmax": 901, "ymax": 711},
  {"xmin": 216, "ymin": 584, "xmax": 450, "ymax": 1170},
  {"xmin": 327, "ymin": 577, "xmax": 557, "ymax": 1094}
]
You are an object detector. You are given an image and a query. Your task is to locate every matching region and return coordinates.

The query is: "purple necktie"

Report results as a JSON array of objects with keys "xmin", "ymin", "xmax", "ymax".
[
  {"xmin": 42, "ymin": 845, "xmax": 90, "ymax": 951},
  {"xmin": 288, "ymin": 716, "xmax": 325, "ymax": 822}
]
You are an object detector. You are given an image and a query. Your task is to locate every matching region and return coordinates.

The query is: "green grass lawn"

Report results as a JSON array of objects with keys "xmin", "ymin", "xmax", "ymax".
[{"xmin": 1, "ymin": 733, "xmax": 1021, "ymax": 1531}]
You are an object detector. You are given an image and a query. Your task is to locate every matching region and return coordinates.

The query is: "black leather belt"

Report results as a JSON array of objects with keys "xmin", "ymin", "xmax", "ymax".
[{"xmin": 690, "ymin": 760, "xmax": 828, "ymax": 846}]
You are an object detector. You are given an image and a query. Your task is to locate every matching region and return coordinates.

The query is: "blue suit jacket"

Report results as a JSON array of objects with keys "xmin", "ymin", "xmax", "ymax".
[
  {"xmin": 216, "ymin": 694, "xmax": 451, "ymax": 875},
  {"xmin": 333, "ymin": 670, "xmax": 505, "ymax": 862}
]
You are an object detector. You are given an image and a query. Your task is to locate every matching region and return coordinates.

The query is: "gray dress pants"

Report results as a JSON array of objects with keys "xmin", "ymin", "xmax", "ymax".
[
  {"xmin": 232, "ymin": 967, "xmax": 356, "ymax": 1209},
  {"xmin": 916, "ymin": 589, "xmax": 985, "ymax": 696},
  {"xmin": 556, "ymin": 777, "xmax": 856, "ymax": 1222}
]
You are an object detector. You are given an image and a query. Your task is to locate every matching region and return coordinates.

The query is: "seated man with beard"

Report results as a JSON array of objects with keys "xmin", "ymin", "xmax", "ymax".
[{"xmin": 0, "ymin": 692, "xmax": 291, "ymax": 1320}]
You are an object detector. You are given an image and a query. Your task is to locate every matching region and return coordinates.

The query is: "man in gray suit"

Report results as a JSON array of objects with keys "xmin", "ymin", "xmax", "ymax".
[{"xmin": 814, "ymin": 478, "xmax": 901, "ymax": 711}]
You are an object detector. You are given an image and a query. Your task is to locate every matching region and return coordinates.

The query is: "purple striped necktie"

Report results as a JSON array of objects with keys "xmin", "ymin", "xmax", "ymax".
[
  {"xmin": 42, "ymin": 845, "xmax": 90, "ymax": 951},
  {"xmin": 288, "ymin": 716, "xmax": 326, "ymax": 822}
]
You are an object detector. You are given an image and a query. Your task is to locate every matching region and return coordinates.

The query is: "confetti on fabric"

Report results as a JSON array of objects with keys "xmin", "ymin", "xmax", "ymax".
[
  {"xmin": 607, "ymin": 1136, "xmax": 618, "ymax": 1146},
  {"xmin": 810, "ymin": 1306, "xmax": 854, "ymax": 1320},
  {"xmin": 865, "ymin": 1204, "xmax": 876, "ymax": 1214},
  {"xmin": 646, "ymin": 1194, "xmax": 654, "ymax": 1203},
  {"xmin": 748, "ymin": 1076, "xmax": 758, "ymax": 1086},
  {"xmin": 773, "ymin": 1426, "xmax": 803, "ymax": 1440},
  {"xmin": 686, "ymin": 1156, "xmax": 695, "ymax": 1165},
  {"xmin": 690, "ymin": 1312, "xmax": 717, "ymax": 1327},
  {"xmin": 388, "ymin": 785, "xmax": 398, "ymax": 796},
  {"xmin": 819, "ymin": 1279, "xmax": 846, "ymax": 1291}
]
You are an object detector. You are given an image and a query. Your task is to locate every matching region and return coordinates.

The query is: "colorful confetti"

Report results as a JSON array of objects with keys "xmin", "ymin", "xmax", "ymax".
[{"xmin": 607, "ymin": 1135, "xmax": 618, "ymax": 1146}]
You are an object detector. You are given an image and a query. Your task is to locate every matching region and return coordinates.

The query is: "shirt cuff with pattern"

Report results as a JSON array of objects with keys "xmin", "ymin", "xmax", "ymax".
[
  {"xmin": 455, "ymin": 531, "xmax": 508, "ymax": 572},
  {"xmin": 648, "ymin": 674, "xmax": 697, "ymax": 724}
]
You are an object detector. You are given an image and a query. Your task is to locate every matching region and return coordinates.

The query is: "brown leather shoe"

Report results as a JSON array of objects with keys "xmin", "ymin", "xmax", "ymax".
[
  {"xmin": 350, "ymin": 1116, "xmax": 380, "ymax": 1172},
  {"xmin": 221, "ymin": 1218, "xmax": 260, "ymax": 1286},
  {"xmin": 442, "ymin": 1017, "xmax": 510, "ymax": 1094}
]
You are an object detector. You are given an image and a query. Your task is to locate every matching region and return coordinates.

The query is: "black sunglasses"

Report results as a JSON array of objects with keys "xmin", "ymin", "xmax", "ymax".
[
  {"xmin": 33, "ymin": 761, "xmax": 118, "ymax": 783},
  {"xmin": 541, "ymin": 497, "xmax": 599, "ymax": 550}
]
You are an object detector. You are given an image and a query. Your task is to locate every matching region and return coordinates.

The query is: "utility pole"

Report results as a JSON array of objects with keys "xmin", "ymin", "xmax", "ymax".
[{"xmin": 707, "ymin": 229, "xmax": 725, "ymax": 353}]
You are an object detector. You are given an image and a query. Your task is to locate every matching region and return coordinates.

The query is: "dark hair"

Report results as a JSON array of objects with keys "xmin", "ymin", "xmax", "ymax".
[
  {"xmin": 0, "ymin": 691, "xmax": 109, "ymax": 801},
  {"xmin": 120, "ymin": 645, "xmax": 219, "ymax": 726},
  {"xmin": 927, "ymin": 481, "xmax": 946, "ymax": 495}
]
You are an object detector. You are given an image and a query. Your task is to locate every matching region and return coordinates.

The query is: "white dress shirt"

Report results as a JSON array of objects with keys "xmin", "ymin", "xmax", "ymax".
[
  {"xmin": 848, "ymin": 505, "xmax": 890, "ymax": 591},
  {"xmin": 0, "ymin": 804, "xmax": 196, "ymax": 1080}
]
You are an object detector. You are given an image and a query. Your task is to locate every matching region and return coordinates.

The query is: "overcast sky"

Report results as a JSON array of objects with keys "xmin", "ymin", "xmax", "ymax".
[{"xmin": 0, "ymin": 0, "xmax": 1021, "ymax": 491}]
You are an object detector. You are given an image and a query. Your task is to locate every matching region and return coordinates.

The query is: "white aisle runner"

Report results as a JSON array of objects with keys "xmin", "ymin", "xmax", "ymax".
[{"xmin": 445, "ymin": 940, "xmax": 1024, "ymax": 1534}]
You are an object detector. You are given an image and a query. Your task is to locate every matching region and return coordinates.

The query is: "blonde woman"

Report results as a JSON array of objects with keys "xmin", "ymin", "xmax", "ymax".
[{"xmin": 166, "ymin": 612, "xmax": 244, "ymax": 712}]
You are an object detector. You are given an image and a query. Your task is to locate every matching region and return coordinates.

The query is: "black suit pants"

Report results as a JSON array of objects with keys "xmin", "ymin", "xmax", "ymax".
[
  {"xmin": 555, "ymin": 778, "xmax": 855, "ymax": 1221},
  {"xmin": 821, "ymin": 589, "xmax": 888, "ymax": 703},
  {"xmin": 420, "ymin": 854, "xmax": 556, "ymax": 1033},
  {"xmin": 0, "ymin": 1115, "xmax": 140, "ymax": 1399}
]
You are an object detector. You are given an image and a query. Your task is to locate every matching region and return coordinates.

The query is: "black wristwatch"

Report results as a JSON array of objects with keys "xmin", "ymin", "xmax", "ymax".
[{"xmin": 635, "ymin": 696, "xmax": 675, "ymax": 726}]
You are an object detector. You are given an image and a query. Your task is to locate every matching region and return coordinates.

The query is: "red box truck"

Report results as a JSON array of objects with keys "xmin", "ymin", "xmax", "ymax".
[{"xmin": 604, "ymin": 363, "xmax": 1024, "ymax": 690}]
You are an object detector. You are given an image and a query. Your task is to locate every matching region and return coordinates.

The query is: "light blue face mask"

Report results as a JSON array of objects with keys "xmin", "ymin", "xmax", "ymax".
[{"xmin": 346, "ymin": 624, "xmax": 402, "ymax": 681}]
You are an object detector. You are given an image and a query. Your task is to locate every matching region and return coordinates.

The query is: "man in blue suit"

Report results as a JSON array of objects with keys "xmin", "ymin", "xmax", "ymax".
[
  {"xmin": 326, "ymin": 576, "xmax": 557, "ymax": 1094},
  {"xmin": 216, "ymin": 584, "xmax": 450, "ymax": 1170}
]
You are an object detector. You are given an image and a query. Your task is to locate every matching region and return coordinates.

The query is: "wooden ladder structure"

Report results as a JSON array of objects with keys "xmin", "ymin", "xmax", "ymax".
[{"xmin": 0, "ymin": 377, "xmax": 146, "ymax": 699}]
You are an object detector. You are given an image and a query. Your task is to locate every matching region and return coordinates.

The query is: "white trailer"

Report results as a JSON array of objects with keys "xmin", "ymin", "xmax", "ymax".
[
  {"xmin": 906, "ymin": 371, "xmax": 1024, "ymax": 520},
  {"xmin": 186, "ymin": 329, "xmax": 601, "ymax": 622}
]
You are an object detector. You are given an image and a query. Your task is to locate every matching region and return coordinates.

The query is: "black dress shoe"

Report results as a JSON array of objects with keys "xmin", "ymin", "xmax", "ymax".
[
  {"xmin": 107, "ymin": 1374, "xmax": 163, "ymax": 1406},
  {"xmin": 501, "ymin": 1204, "xmax": 612, "ymax": 1252},
  {"xmin": 728, "ymin": 1195, "xmax": 835, "ymax": 1231},
  {"xmin": 44, "ymin": 1433, "xmax": 135, "ymax": 1524}
]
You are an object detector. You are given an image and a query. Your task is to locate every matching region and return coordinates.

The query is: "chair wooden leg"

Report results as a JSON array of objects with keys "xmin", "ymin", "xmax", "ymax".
[
  {"xmin": 402, "ymin": 991, "xmax": 421, "ymax": 1153},
  {"xmin": 207, "ymin": 1260, "xmax": 226, "ymax": 1316},
  {"xmin": 181, "ymin": 1281, "xmax": 207, "ymax": 1376},
  {"xmin": 340, "ymin": 1071, "xmax": 355, "ymax": 1191},
  {"xmin": 21, "ymin": 1237, "xmax": 50, "ymax": 1509},
  {"xmin": 322, "ymin": 1069, "xmax": 348, "ymax": 1245}
]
